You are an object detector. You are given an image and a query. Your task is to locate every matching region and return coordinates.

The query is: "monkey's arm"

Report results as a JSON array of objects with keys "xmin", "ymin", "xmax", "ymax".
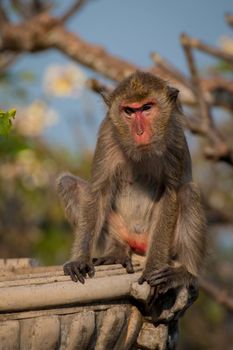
[
  {"xmin": 56, "ymin": 173, "xmax": 88, "ymax": 228},
  {"xmin": 138, "ymin": 189, "xmax": 179, "ymax": 285},
  {"xmin": 139, "ymin": 134, "xmax": 206, "ymax": 292},
  {"xmin": 63, "ymin": 184, "xmax": 113, "ymax": 283},
  {"xmin": 139, "ymin": 182, "xmax": 206, "ymax": 293},
  {"xmin": 63, "ymin": 118, "xmax": 126, "ymax": 282}
]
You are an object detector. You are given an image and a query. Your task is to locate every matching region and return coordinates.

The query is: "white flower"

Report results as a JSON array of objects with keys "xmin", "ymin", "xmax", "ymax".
[
  {"xmin": 14, "ymin": 101, "xmax": 58, "ymax": 137},
  {"xmin": 43, "ymin": 64, "xmax": 86, "ymax": 97}
]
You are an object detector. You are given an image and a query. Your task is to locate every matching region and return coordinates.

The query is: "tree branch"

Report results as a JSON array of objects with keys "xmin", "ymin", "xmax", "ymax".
[
  {"xmin": 181, "ymin": 33, "xmax": 233, "ymax": 65},
  {"xmin": 225, "ymin": 13, "xmax": 233, "ymax": 29},
  {"xmin": 59, "ymin": 0, "xmax": 88, "ymax": 23},
  {"xmin": 11, "ymin": 0, "xmax": 50, "ymax": 19},
  {"xmin": 181, "ymin": 33, "xmax": 233, "ymax": 165},
  {"xmin": 0, "ymin": 14, "xmax": 232, "ymax": 111},
  {"xmin": 0, "ymin": 4, "xmax": 9, "ymax": 25},
  {"xmin": 151, "ymin": 51, "xmax": 191, "ymax": 89},
  {"xmin": 0, "ymin": 53, "xmax": 20, "ymax": 73}
]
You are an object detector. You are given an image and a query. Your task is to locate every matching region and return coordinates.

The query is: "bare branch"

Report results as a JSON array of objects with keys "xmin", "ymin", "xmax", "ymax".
[
  {"xmin": 0, "ymin": 16, "xmax": 232, "ymax": 110},
  {"xmin": 225, "ymin": 13, "xmax": 233, "ymax": 29},
  {"xmin": 11, "ymin": 0, "xmax": 33, "ymax": 18},
  {"xmin": 204, "ymin": 79, "xmax": 233, "ymax": 112},
  {"xmin": 181, "ymin": 33, "xmax": 233, "ymax": 165},
  {"xmin": 151, "ymin": 52, "xmax": 191, "ymax": 89},
  {"xmin": 181, "ymin": 34, "xmax": 212, "ymax": 126},
  {"xmin": 200, "ymin": 277, "xmax": 233, "ymax": 312},
  {"xmin": 86, "ymin": 78, "xmax": 113, "ymax": 99},
  {"xmin": 60, "ymin": 0, "xmax": 88, "ymax": 23},
  {"xmin": 11, "ymin": 0, "xmax": 50, "ymax": 19},
  {"xmin": 0, "ymin": 53, "xmax": 20, "ymax": 73},
  {"xmin": 181, "ymin": 33, "xmax": 233, "ymax": 65},
  {"xmin": 0, "ymin": 4, "xmax": 9, "ymax": 25},
  {"xmin": 32, "ymin": 0, "xmax": 49, "ymax": 13},
  {"xmin": 48, "ymin": 27, "xmax": 138, "ymax": 80}
]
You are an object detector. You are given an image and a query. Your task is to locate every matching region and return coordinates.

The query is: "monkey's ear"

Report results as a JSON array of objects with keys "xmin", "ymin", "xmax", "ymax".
[
  {"xmin": 168, "ymin": 87, "xmax": 179, "ymax": 102},
  {"xmin": 100, "ymin": 90, "xmax": 111, "ymax": 106}
]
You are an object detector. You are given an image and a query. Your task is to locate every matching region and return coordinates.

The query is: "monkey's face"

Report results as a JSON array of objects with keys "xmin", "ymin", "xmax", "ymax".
[
  {"xmin": 119, "ymin": 97, "xmax": 157, "ymax": 146},
  {"xmin": 110, "ymin": 92, "xmax": 172, "ymax": 147},
  {"xmin": 108, "ymin": 71, "xmax": 180, "ymax": 160}
]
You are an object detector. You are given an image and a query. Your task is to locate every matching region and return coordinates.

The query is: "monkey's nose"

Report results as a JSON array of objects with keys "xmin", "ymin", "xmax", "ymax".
[
  {"xmin": 135, "ymin": 114, "xmax": 144, "ymax": 135},
  {"xmin": 136, "ymin": 129, "xmax": 144, "ymax": 135}
]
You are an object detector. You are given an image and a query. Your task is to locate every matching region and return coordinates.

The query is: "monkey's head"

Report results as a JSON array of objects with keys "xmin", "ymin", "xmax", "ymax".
[{"xmin": 107, "ymin": 71, "xmax": 181, "ymax": 160}]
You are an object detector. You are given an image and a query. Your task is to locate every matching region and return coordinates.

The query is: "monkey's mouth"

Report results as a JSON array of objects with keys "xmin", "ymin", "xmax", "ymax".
[{"xmin": 136, "ymin": 141, "xmax": 154, "ymax": 150}]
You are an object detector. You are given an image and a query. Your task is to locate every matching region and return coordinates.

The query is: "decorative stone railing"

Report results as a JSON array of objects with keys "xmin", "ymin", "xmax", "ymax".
[{"xmin": 0, "ymin": 258, "xmax": 197, "ymax": 350}]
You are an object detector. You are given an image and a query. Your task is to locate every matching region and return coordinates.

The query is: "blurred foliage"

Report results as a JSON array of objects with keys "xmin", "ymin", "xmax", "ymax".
[
  {"xmin": 215, "ymin": 61, "xmax": 233, "ymax": 74},
  {"xmin": 0, "ymin": 61, "xmax": 92, "ymax": 263},
  {"xmin": 0, "ymin": 121, "xmax": 92, "ymax": 263},
  {"xmin": 0, "ymin": 109, "xmax": 16, "ymax": 135}
]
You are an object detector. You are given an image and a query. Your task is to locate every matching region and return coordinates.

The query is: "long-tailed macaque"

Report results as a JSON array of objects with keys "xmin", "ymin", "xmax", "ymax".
[{"xmin": 57, "ymin": 71, "xmax": 206, "ymax": 294}]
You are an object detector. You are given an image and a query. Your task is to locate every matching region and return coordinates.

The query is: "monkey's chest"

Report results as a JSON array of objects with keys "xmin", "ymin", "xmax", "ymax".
[{"xmin": 114, "ymin": 181, "xmax": 157, "ymax": 234}]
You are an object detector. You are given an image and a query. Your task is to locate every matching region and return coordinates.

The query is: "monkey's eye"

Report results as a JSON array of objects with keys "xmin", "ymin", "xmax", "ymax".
[
  {"xmin": 123, "ymin": 107, "xmax": 134, "ymax": 116},
  {"xmin": 142, "ymin": 103, "xmax": 153, "ymax": 111}
]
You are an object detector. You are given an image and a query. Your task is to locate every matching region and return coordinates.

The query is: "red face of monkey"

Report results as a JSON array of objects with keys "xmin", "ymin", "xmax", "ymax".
[{"xmin": 120, "ymin": 98, "xmax": 157, "ymax": 146}]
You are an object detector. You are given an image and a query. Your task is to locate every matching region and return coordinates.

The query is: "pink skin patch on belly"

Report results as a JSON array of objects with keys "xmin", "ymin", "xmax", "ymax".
[
  {"xmin": 125, "ymin": 236, "xmax": 148, "ymax": 255},
  {"xmin": 108, "ymin": 211, "xmax": 148, "ymax": 255}
]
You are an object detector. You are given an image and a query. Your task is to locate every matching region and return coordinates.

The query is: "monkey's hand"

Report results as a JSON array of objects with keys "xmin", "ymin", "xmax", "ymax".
[
  {"xmin": 93, "ymin": 255, "xmax": 134, "ymax": 274},
  {"xmin": 63, "ymin": 259, "xmax": 95, "ymax": 283},
  {"xmin": 138, "ymin": 265, "xmax": 196, "ymax": 295}
]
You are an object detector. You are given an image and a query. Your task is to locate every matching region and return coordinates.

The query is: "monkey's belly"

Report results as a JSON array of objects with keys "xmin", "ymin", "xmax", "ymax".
[
  {"xmin": 107, "ymin": 209, "xmax": 148, "ymax": 255},
  {"xmin": 110, "ymin": 182, "xmax": 156, "ymax": 254},
  {"xmin": 115, "ymin": 182, "xmax": 155, "ymax": 231}
]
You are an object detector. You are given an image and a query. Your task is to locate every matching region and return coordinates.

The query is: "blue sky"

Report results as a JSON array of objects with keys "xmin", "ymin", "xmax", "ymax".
[{"xmin": 11, "ymin": 0, "xmax": 233, "ymax": 152}]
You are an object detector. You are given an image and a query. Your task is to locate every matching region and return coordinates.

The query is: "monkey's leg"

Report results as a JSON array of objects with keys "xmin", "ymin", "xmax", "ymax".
[
  {"xmin": 57, "ymin": 174, "xmax": 133, "ymax": 280},
  {"xmin": 142, "ymin": 182, "xmax": 206, "ymax": 293},
  {"xmin": 138, "ymin": 189, "xmax": 178, "ymax": 287},
  {"xmin": 57, "ymin": 173, "xmax": 95, "ymax": 283},
  {"xmin": 93, "ymin": 237, "xmax": 134, "ymax": 273},
  {"xmin": 57, "ymin": 173, "xmax": 88, "ymax": 227},
  {"xmin": 93, "ymin": 211, "xmax": 134, "ymax": 273}
]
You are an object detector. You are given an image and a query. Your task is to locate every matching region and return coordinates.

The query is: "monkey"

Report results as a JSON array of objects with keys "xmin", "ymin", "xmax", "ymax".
[{"xmin": 57, "ymin": 71, "xmax": 206, "ymax": 294}]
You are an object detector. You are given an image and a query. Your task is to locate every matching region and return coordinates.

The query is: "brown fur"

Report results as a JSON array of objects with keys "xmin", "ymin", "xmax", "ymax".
[{"xmin": 57, "ymin": 71, "xmax": 206, "ymax": 292}]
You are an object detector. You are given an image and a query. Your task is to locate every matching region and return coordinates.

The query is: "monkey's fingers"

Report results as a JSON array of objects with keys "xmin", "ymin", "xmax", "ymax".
[
  {"xmin": 86, "ymin": 263, "xmax": 95, "ymax": 278},
  {"xmin": 79, "ymin": 262, "xmax": 95, "ymax": 279},
  {"xmin": 147, "ymin": 276, "xmax": 171, "ymax": 287},
  {"xmin": 64, "ymin": 263, "xmax": 79, "ymax": 283},
  {"xmin": 157, "ymin": 283, "xmax": 170, "ymax": 295},
  {"xmin": 148, "ymin": 269, "xmax": 174, "ymax": 281},
  {"xmin": 93, "ymin": 256, "xmax": 116, "ymax": 266},
  {"xmin": 93, "ymin": 257, "xmax": 105, "ymax": 265},
  {"xmin": 63, "ymin": 261, "xmax": 89, "ymax": 284},
  {"xmin": 122, "ymin": 258, "xmax": 134, "ymax": 274},
  {"xmin": 64, "ymin": 266, "xmax": 77, "ymax": 282},
  {"xmin": 138, "ymin": 275, "xmax": 146, "ymax": 285},
  {"xmin": 92, "ymin": 257, "xmax": 100, "ymax": 265},
  {"xmin": 72, "ymin": 266, "xmax": 86, "ymax": 284}
]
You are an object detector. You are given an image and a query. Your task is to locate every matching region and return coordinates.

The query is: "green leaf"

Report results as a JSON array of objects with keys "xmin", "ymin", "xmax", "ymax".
[{"xmin": 0, "ymin": 108, "xmax": 16, "ymax": 135}]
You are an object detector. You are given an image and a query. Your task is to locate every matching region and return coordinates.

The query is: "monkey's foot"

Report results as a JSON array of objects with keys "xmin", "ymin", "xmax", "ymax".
[
  {"xmin": 93, "ymin": 255, "xmax": 134, "ymax": 274},
  {"xmin": 63, "ymin": 259, "xmax": 95, "ymax": 283},
  {"xmin": 138, "ymin": 266, "xmax": 195, "ymax": 295}
]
